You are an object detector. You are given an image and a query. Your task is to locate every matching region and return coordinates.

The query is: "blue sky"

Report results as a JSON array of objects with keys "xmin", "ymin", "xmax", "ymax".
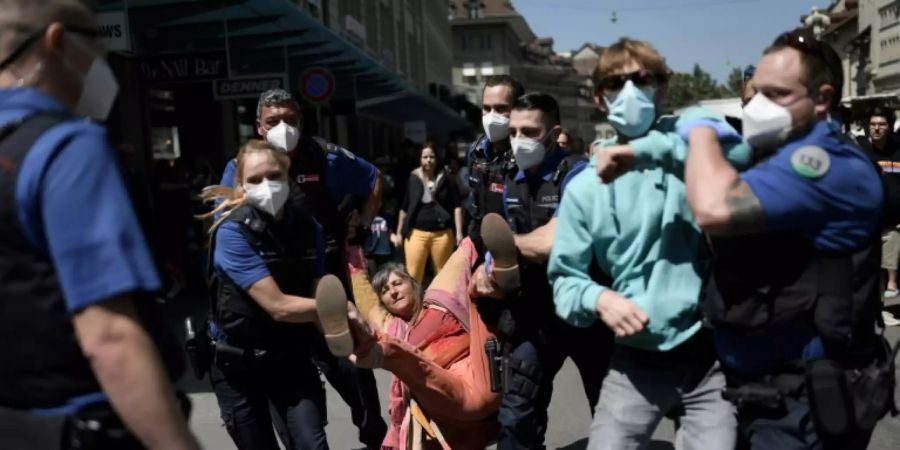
[{"xmin": 513, "ymin": 0, "xmax": 833, "ymax": 83}]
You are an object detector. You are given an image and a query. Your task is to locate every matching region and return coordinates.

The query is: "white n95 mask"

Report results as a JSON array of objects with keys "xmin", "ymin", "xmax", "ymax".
[
  {"xmin": 68, "ymin": 35, "xmax": 119, "ymax": 121},
  {"xmin": 511, "ymin": 137, "xmax": 546, "ymax": 170},
  {"xmin": 266, "ymin": 121, "xmax": 300, "ymax": 152},
  {"xmin": 244, "ymin": 179, "xmax": 289, "ymax": 216},
  {"xmin": 742, "ymin": 93, "xmax": 793, "ymax": 149},
  {"xmin": 482, "ymin": 112, "xmax": 511, "ymax": 142}
]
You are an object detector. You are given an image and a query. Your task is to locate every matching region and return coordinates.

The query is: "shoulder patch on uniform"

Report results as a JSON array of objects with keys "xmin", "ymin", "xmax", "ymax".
[
  {"xmin": 790, "ymin": 145, "xmax": 830, "ymax": 179},
  {"xmin": 322, "ymin": 140, "xmax": 356, "ymax": 160}
]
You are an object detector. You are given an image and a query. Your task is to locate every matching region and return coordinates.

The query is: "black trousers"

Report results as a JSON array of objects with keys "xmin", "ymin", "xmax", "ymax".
[
  {"xmin": 209, "ymin": 350, "xmax": 329, "ymax": 450},
  {"xmin": 497, "ymin": 318, "xmax": 614, "ymax": 450}
]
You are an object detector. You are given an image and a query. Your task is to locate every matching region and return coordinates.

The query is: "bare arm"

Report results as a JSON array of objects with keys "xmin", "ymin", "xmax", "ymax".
[
  {"xmin": 247, "ymin": 276, "xmax": 318, "ymax": 323},
  {"xmin": 685, "ymin": 127, "xmax": 766, "ymax": 235},
  {"xmin": 454, "ymin": 207, "xmax": 464, "ymax": 243},
  {"xmin": 73, "ymin": 296, "xmax": 199, "ymax": 450},
  {"xmin": 513, "ymin": 218, "xmax": 556, "ymax": 262},
  {"xmin": 360, "ymin": 171, "xmax": 383, "ymax": 228},
  {"xmin": 392, "ymin": 208, "xmax": 407, "ymax": 247}
]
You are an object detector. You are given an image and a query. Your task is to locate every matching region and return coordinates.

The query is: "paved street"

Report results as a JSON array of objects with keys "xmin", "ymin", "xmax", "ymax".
[{"xmin": 174, "ymin": 294, "xmax": 900, "ymax": 449}]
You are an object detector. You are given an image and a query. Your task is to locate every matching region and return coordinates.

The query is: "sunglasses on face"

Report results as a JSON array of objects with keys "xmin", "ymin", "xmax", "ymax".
[
  {"xmin": 598, "ymin": 69, "xmax": 664, "ymax": 93},
  {"xmin": 0, "ymin": 24, "xmax": 102, "ymax": 71}
]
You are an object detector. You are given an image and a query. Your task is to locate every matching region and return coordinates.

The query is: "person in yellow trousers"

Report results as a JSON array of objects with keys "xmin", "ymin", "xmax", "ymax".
[{"xmin": 392, "ymin": 141, "xmax": 464, "ymax": 282}]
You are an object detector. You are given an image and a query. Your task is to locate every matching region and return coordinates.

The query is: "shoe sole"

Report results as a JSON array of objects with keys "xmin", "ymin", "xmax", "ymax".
[
  {"xmin": 480, "ymin": 213, "xmax": 520, "ymax": 291},
  {"xmin": 316, "ymin": 275, "xmax": 353, "ymax": 357}
]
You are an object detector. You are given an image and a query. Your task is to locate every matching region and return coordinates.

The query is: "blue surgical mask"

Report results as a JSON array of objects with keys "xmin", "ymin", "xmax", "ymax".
[{"xmin": 604, "ymin": 80, "xmax": 656, "ymax": 137}]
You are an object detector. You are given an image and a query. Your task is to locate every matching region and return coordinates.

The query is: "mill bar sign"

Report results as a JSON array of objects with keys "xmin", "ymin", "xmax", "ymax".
[{"xmin": 138, "ymin": 52, "xmax": 228, "ymax": 83}]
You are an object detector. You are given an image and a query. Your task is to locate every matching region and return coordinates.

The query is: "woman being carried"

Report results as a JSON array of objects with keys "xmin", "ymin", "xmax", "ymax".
[{"xmin": 345, "ymin": 215, "xmax": 517, "ymax": 450}]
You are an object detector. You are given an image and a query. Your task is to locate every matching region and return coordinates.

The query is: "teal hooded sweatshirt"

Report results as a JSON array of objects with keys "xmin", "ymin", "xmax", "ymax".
[{"xmin": 548, "ymin": 107, "xmax": 751, "ymax": 351}]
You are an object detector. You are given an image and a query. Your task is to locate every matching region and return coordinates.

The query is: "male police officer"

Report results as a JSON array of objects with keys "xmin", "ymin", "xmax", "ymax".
[
  {"xmin": 683, "ymin": 30, "xmax": 888, "ymax": 448},
  {"xmin": 466, "ymin": 75, "xmax": 523, "ymax": 244},
  {"xmin": 220, "ymin": 88, "xmax": 387, "ymax": 448},
  {"xmin": 0, "ymin": 1, "xmax": 199, "ymax": 449},
  {"xmin": 472, "ymin": 93, "xmax": 612, "ymax": 449}
]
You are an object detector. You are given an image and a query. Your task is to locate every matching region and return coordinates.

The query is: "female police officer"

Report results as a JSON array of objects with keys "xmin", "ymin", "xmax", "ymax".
[{"xmin": 199, "ymin": 139, "xmax": 351, "ymax": 450}]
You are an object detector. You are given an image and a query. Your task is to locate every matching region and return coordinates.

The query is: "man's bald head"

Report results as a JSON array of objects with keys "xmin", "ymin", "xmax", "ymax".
[{"xmin": 0, "ymin": 0, "xmax": 96, "ymax": 59}]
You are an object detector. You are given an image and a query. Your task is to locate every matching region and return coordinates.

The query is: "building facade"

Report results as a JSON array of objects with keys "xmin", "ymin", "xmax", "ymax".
[
  {"xmin": 449, "ymin": 0, "xmax": 598, "ymax": 142},
  {"xmin": 96, "ymin": 0, "xmax": 470, "ymax": 176},
  {"xmin": 805, "ymin": 0, "xmax": 900, "ymax": 120}
]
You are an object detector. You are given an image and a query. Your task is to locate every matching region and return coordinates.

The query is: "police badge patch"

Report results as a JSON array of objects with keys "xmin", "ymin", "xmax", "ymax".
[{"xmin": 790, "ymin": 145, "xmax": 830, "ymax": 179}]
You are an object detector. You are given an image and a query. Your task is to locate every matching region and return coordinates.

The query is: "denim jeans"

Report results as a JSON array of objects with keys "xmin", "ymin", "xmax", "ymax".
[
  {"xmin": 587, "ymin": 333, "xmax": 737, "ymax": 450},
  {"xmin": 209, "ymin": 350, "xmax": 328, "ymax": 450}
]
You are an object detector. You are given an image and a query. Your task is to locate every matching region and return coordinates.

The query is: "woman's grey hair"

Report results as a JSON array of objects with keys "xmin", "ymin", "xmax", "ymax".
[
  {"xmin": 256, "ymin": 88, "xmax": 301, "ymax": 120},
  {"xmin": 371, "ymin": 262, "xmax": 423, "ymax": 305}
]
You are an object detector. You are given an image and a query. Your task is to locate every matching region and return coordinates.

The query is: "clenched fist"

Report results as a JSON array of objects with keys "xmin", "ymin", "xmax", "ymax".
[
  {"xmin": 595, "ymin": 289, "xmax": 648, "ymax": 337},
  {"xmin": 595, "ymin": 145, "xmax": 635, "ymax": 183}
]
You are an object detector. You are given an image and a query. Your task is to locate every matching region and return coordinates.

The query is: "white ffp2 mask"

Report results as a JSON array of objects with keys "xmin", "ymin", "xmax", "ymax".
[
  {"xmin": 482, "ymin": 112, "xmax": 510, "ymax": 142},
  {"xmin": 742, "ymin": 93, "xmax": 793, "ymax": 149},
  {"xmin": 69, "ymin": 36, "xmax": 119, "ymax": 121},
  {"xmin": 244, "ymin": 179, "xmax": 289, "ymax": 216},
  {"xmin": 266, "ymin": 121, "xmax": 300, "ymax": 152},
  {"xmin": 511, "ymin": 137, "xmax": 546, "ymax": 170}
]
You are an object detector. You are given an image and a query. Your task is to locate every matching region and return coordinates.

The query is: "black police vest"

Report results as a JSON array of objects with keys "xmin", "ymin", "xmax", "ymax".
[
  {"xmin": 289, "ymin": 137, "xmax": 346, "ymax": 246},
  {"xmin": 503, "ymin": 153, "xmax": 586, "ymax": 321},
  {"xmin": 0, "ymin": 114, "xmax": 184, "ymax": 409},
  {"xmin": 467, "ymin": 136, "xmax": 517, "ymax": 232},
  {"xmin": 701, "ymin": 141, "xmax": 883, "ymax": 354},
  {"xmin": 211, "ymin": 204, "xmax": 320, "ymax": 349},
  {"xmin": 504, "ymin": 154, "xmax": 585, "ymax": 235}
]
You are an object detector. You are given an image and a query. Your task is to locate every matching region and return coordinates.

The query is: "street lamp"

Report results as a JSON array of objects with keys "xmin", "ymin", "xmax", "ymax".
[{"xmin": 804, "ymin": 7, "xmax": 831, "ymax": 39}]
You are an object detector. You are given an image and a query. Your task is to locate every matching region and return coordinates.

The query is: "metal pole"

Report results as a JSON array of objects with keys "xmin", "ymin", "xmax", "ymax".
[{"xmin": 224, "ymin": 18, "xmax": 233, "ymax": 78}]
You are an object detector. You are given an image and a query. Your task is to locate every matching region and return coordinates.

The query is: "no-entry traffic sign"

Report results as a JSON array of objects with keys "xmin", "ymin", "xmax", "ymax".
[{"xmin": 300, "ymin": 67, "xmax": 335, "ymax": 104}]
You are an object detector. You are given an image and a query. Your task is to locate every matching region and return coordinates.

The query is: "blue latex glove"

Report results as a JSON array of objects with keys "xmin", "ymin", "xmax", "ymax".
[{"xmin": 676, "ymin": 118, "xmax": 741, "ymax": 143}]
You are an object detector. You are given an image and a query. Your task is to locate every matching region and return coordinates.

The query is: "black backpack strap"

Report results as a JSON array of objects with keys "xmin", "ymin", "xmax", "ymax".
[
  {"xmin": 0, "ymin": 114, "xmax": 68, "ymax": 175},
  {"xmin": 553, "ymin": 153, "xmax": 588, "ymax": 185},
  {"xmin": 0, "ymin": 114, "xmax": 69, "ymax": 247}
]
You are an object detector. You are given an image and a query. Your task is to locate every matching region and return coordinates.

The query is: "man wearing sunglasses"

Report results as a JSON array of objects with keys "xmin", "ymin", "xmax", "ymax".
[
  {"xmin": 682, "ymin": 30, "xmax": 887, "ymax": 448},
  {"xmin": 0, "ymin": 1, "xmax": 199, "ymax": 449},
  {"xmin": 550, "ymin": 37, "xmax": 751, "ymax": 450}
]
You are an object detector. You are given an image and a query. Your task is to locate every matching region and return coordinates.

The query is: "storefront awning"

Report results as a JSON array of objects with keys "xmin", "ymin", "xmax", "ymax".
[{"xmin": 100, "ymin": 0, "xmax": 471, "ymax": 135}]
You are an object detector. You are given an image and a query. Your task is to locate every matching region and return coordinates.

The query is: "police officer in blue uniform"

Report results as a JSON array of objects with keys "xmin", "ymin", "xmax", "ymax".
[
  {"xmin": 465, "ymin": 75, "xmax": 523, "ymax": 246},
  {"xmin": 220, "ymin": 88, "xmax": 387, "ymax": 448},
  {"xmin": 471, "ymin": 93, "xmax": 614, "ymax": 449},
  {"xmin": 205, "ymin": 139, "xmax": 337, "ymax": 449},
  {"xmin": 683, "ymin": 30, "xmax": 893, "ymax": 449},
  {"xmin": 0, "ymin": 3, "xmax": 198, "ymax": 449}
]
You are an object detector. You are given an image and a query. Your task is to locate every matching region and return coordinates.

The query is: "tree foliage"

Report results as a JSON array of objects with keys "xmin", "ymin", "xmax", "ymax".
[
  {"xmin": 663, "ymin": 64, "xmax": 736, "ymax": 111},
  {"xmin": 724, "ymin": 66, "xmax": 744, "ymax": 97}
]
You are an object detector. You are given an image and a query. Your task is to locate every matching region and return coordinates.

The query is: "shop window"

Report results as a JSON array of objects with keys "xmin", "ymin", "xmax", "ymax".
[{"xmin": 480, "ymin": 34, "xmax": 492, "ymax": 50}]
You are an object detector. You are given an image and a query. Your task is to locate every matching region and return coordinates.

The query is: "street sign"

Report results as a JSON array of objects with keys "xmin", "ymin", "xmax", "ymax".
[
  {"xmin": 300, "ymin": 67, "xmax": 335, "ymax": 104},
  {"xmin": 97, "ymin": 11, "xmax": 130, "ymax": 52},
  {"xmin": 214, "ymin": 75, "xmax": 286, "ymax": 100}
]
